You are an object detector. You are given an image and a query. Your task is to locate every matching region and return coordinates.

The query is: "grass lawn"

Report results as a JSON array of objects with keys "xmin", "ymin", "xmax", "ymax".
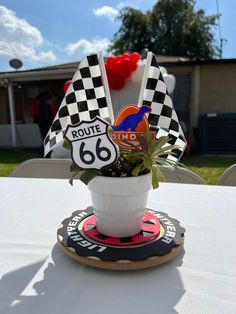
[
  {"xmin": 182, "ymin": 154, "xmax": 236, "ymax": 185},
  {"xmin": 0, "ymin": 149, "xmax": 235, "ymax": 185},
  {"xmin": 0, "ymin": 149, "xmax": 42, "ymax": 177}
]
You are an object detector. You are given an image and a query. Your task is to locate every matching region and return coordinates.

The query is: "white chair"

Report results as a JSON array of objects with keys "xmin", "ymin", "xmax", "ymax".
[
  {"xmin": 51, "ymin": 143, "xmax": 71, "ymax": 159},
  {"xmin": 10, "ymin": 158, "xmax": 72, "ymax": 179},
  {"xmin": 10, "ymin": 159, "xmax": 206, "ymax": 184},
  {"xmin": 160, "ymin": 167, "xmax": 206, "ymax": 184},
  {"xmin": 218, "ymin": 164, "xmax": 236, "ymax": 186}
]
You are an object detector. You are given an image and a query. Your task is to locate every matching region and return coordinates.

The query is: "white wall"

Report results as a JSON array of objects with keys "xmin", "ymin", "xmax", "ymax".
[{"xmin": 0, "ymin": 124, "xmax": 43, "ymax": 147}]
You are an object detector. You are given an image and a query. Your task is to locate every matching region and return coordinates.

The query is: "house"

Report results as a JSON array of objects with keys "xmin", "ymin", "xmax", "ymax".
[
  {"xmin": 163, "ymin": 58, "xmax": 236, "ymax": 153},
  {"xmin": 0, "ymin": 56, "xmax": 236, "ymax": 153}
]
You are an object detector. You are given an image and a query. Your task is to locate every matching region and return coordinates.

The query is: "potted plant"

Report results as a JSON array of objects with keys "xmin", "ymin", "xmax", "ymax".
[{"xmin": 67, "ymin": 131, "xmax": 180, "ymax": 237}]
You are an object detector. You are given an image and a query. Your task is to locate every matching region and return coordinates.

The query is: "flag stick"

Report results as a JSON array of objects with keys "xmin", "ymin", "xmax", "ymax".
[
  {"xmin": 98, "ymin": 52, "xmax": 114, "ymax": 123},
  {"xmin": 137, "ymin": 51, "xmax": 153, "ymax": 107}
]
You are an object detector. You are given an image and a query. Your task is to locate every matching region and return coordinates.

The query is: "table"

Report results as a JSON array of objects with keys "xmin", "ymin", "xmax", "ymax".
[{"xmin": 0, "ymin": 177, "xmax": 236, "ymax": 314}]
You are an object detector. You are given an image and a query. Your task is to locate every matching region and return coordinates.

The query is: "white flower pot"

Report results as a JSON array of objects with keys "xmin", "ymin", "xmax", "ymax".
[{"xmin": 87, "ymin": 173, "xmax": 152, "ymax": 237}]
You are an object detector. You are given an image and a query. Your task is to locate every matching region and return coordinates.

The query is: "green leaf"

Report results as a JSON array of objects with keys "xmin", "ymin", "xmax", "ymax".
[
  {"xmin": 157, "ymin": 144, "xmax": 180, "ymax": 152},
  {"xmin": 69, "ymin": 171, "xmax": 83, "ymax": 186},
  {"xmin": 63, "ymin": 139, "xmax": 71, "ymax": 150},
  {"xmin": 125, "ymin": 153, "xmax": 142, "ymax": 162},
  {"xmin": 69, "ymin": 170, "xmax": 99, "ymax": 186},
  {"xmin": 176, "ymin": 162, "xmax": 186, "ymax": 168},
  {"xmin": 144, "ymin": 131, "xmax": 152, "ymax": 146},
  {"xmin": 151, "ymin": 165, "xmax": 159, "ymax": 189},
  {"xmin": 155, "ymin": 165, "xmax": 166, "ymax": 181},
  {"xmin": 123, "ymin": 141, "xmax": 138, "ymax": 149},
  {"xmin": 156, "ymin": 136, "xmax": 169, "ymax": 148},
  {"xmin": 131, "ymin": 164, "xmax": 142, "ymax": 176},
  {"xmin": 143, "ymin": 157, "xmax": 152, "ymax": 169},
  {"xmin": 128, "ymin": 151, "xmax": 146, "ymax": 158},
  {"xmin": 79, "ymin": 170, "xmax": 98, "ymax": 185},
  {"xmin": 137, "ymin": 133, "xmax": 147, "ymax": 151},
  {"xmin": 70, "ymin": 162, "xmax": 83, "ymax": 172}
]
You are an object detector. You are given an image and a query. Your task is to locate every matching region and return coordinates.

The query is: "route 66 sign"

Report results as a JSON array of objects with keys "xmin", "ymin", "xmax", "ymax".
[{"xmin": 65, "ymin": 116, "xmax": 118, "ymax": 170}]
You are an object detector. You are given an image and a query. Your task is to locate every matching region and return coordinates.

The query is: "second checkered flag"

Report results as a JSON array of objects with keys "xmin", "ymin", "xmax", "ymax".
[{"xmin": 138, "ymin": 52, "xmax": 186, "ymax": 162}]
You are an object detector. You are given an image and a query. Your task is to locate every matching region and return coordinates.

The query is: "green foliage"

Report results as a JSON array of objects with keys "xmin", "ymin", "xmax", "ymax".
[
  {"xmin": 123, "ymin": 132, "xmax": 181, "ymax": 188},
  {"xmin": 69, "ymin": 131, "xmax": 181, "ymax": 189},
  {"xmin": 63, "ymin": 139, "xmax": 71, "ymax": 150},
  {"xmin": 0, "ymin": 149, "xmax": 234, "ymax": 185},
  {"xmin": 111, "ymin": 7, "xmax": 151, "ymax": 55},
  {"xmin": 183, "ymin": 154, "xmax": 235, "ymax": 185},
  {"xmin": 69, "ymin": 169, "xmax": 98, "ymax": 186},
  {"xmin": 0, "ymin": 149, "xmax": 41, "ymax": 176},
  {"xmin": 110, "ymin": 0, "xmax": 219, "ymax": 59}
]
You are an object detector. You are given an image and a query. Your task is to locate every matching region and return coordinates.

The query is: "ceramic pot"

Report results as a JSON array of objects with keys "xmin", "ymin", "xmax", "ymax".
[{"xmin": 87, "ymin": 173, "xmax": 152, "ymax": 237}]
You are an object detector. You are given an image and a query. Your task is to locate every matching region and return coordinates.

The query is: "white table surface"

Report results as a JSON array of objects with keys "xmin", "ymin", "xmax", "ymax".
[{"xmin": 0, "ymin": 177, "xmax": 236, "ymax": 314}]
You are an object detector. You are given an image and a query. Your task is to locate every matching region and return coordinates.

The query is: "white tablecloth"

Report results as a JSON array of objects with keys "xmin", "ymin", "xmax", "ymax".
[{"xmin": 0, "ymin": 177, "xmax": 236, "ymax": 314}]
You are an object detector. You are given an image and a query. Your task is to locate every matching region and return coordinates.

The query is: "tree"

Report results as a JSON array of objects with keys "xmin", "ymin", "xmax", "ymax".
[
  {"xmin": 111, "ymin": 8, "xmax": 151, "ymax": 55},
  {"xmin": 110, "ymin": 0, "xmax": 219, "ymax": 59}
]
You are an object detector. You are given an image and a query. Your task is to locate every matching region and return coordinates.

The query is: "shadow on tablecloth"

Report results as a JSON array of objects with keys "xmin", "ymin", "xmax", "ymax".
[{"xmin": 0, "ymin": 244, "xmax": 185, "ymax": 314}]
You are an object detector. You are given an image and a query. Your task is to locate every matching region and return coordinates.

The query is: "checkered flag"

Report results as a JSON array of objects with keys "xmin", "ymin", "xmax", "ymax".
[
  {"xmin": 44, "ymin": 53, "xmax": 113, "ymax": 156},
  {"xmin": 138, "ymin": 52, "xmax": 186, "ymax": 162}
]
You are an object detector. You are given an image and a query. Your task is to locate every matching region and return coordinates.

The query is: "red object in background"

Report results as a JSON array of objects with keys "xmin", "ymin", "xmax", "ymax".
[
  {"xmin": 30, "ymin": 97, "xmax": 40, "ymax": 119},
  {"xmin": 30, "ymin": 94, "xmax": 59, "ymax": 120},
  {"xmin": 130, "ymin": 59, "xmax": 138, "ymax": 72},
  {"xmin": 130, "ymin": 52, "xmax": 140, "ymax": 63},
  {"xmin": 108, "ymin": 73, "xmax": 126, "ymax": 90},
  {"xmin": 50, "ymin": 103, "xmax": 58, "ymax": 118},
  {"xmin": 106, "ymin": 55, "xmax": 116, "ymax": 67},
  {"xmin": 120, "ymin": 58, "xmax": 132, "ymax": 77},
  {"xmin": 105, "ymin": 52, "xmax": 140, "ymax": 90},
  {"xmin": 63, "ymin": 80, "xmax": 72, "ymax": 94}
]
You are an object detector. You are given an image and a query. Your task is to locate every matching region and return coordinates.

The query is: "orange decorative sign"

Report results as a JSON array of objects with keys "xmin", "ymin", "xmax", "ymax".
[{"xmin": 111, "ymin": 105, "xmax": 155, "ymax": 150}]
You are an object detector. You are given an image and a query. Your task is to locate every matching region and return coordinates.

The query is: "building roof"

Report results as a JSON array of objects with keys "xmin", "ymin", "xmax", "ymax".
[
  {"xmin": 161, "ymin": 57, "xmax": 236, "ymax": 67},
  {"xmin": 1, "ymin": 55, "xmax": 236, "ymax": 82}
]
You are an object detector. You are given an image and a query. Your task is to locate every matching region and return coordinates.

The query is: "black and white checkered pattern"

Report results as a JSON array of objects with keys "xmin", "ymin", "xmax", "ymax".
[
  {"xmin": 139, "ymin": 53, "xmax": 186, "ymax": 162},
  {"xmin": 44, "ymin": 54, "xmax": 112, "ymax": 156}
]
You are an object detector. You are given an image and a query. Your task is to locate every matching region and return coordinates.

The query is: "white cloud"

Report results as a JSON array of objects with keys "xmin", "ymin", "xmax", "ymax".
[
  {"xmin": 0, "ymin": 42, "xmax": 56, "ymax": 63},
  {"xmin": 33, "ymin": 50, "xmax": 56, "ymax": 62},
  {"xmin": 66, "ymin": 38, "xmax": 111, "ymax": 57},
  {"xmin": 0, "ymin": 5, "xmax": 56, "ymax": 64},
  {"xmin": 117, "ymin": 2, "xmax": 138, "ymax": 10},
  {"xmin": 93, "ymin": 6, "xmax": 119, "ymax": 21},
  {"xmin": 93, "ymin": 3, "xmax": 138, "ymax": 21}
]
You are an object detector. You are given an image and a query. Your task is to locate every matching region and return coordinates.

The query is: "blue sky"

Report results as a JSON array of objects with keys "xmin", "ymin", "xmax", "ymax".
[{"xmin": 0, "ymin": 0, "xmax": 235, "ymax": 71}]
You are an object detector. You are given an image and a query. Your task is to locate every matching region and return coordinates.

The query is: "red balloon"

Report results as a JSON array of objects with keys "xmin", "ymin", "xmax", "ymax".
[
  {"xmin": 122, "ymin": 53, "xmax": 131, "ymax": 60},
  {"xmin": 130, "ymin": 59, "xmax": 138, "ymax": 72},
  {"xmin": 114, "ymin": 76, "xmax": 126, "ymax": 90},
  {"xmin": 106, "ymin": 53, "xmax": 136, "ymax": 90},
  {"xmin": 120, "ymin": 58, "xmax": 132, "ymax": 77},
  {"xmin": 108, "ymin": 73, "xmax": 125, "ymax": 90},
  {"xmin": 130, "ymin": 52, "xmax": 140, "ymax": 63},
  {"xmin": 107, "ymin": 76, "xmax": 116, "ymax": 89},
  {"xmin": 63, "ymin": 80, "xmax": 72, "ymax": 94},
  {"xmin": 105, "ymin": 63, "xmax": 113, "ymax": 76},
  {"xmin": 106, "ymin": 55, "xmax": 116, "ymax": 67},
  {"xmin": 116, "ymin": 55, "xmax": 122, "ymax": 63},
  {"xmin": 113, "ymin": 60, "xmax": 126, "ymax": 78}
]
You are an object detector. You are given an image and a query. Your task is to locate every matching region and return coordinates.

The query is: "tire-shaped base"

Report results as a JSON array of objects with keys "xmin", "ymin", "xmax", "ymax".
[{"xmin": 57, "ymin": 207, "xmax": 185, "ymax": 270}]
